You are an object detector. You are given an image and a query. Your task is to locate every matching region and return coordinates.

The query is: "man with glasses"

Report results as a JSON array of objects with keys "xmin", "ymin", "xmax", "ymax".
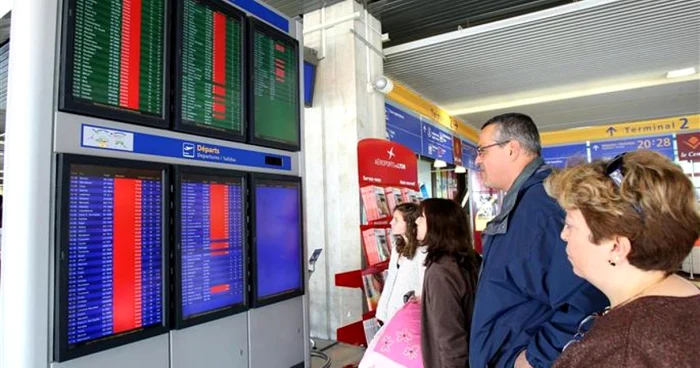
[{"xmin": 468, "ymin": 113, "xmax": 607, "ymax": 368}]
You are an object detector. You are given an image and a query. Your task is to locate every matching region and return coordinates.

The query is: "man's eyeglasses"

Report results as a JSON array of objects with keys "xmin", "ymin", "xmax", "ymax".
[
  {"xmin": 604, "ymin": 153, "xmax": 645, "ymax": 218},
  {"xmin": 476, "ymin": 140, "xmax": 511, "ymax": 156},
  {"xmin": 563, "ymin": 312, "xmax": 600, "ymax": 351}
]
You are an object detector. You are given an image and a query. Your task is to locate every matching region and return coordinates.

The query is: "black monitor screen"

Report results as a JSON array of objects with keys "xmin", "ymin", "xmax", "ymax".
[
  {"xmin": 59, "ymin": 0, "xmax": 168, "ymax": 128},
  {"xmin": 249, "ymin": 19, "xmax": 300, "ymax": 151},
  {"xmin": 251, "ymin": 174, "xmax": 303, "ymax": 306},
  {"xmin": 175, "ymin": 167, "xmax": 247, "ymax": 327},
  {"xmin": 175, "ymin": 0, "xmax": 246, "ymax": 141},
  {"xmin": 55, "ymin": 155, "xmax": 168, "ymax": 362}
]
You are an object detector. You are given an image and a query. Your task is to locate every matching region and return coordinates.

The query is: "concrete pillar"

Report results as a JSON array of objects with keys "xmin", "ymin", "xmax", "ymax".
[{"xmin": 302, "ymin": 0, "xmax": 385, "ymax": 340}]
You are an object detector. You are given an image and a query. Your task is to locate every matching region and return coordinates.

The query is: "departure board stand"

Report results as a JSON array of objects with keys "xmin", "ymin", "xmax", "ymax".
[
  {"xmin": 1, "ymin": 0, "xmax": 308, "ymax": 366},
  {"xmin": 245, "ymin": 16, "xmax": 308, "ymax": 368}
]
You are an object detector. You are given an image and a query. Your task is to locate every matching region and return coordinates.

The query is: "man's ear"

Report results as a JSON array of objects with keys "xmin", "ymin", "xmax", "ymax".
[{"xmin": 508, "ymin": 140, "xmax": 521, "ymax": 160}]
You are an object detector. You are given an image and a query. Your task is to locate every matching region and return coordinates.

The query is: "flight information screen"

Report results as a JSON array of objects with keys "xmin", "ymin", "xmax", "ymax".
[
  {"xmin": 62, "ymin": 0, "xmax": 166, "ymax": 123},
  {"xmin": 253, "ymin": 178, "xmax": 302, "ymax": 302},
  {"xmin": 178, "ymin": 0, "xmax": 245, "ymax": 138},
  {"xmin": 251, "ymin": 21, "xmax": 300, "ymax": 150},
  {"xmin": 179, "ymin": 172, "xmax": 246, "ymax": 320},
  {"xmin": 65, "ymin": 164, "xmax": 163, "ymax": 346}
]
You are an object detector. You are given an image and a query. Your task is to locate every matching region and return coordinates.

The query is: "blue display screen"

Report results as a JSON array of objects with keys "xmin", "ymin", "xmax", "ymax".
[
  {"xmin": 66, "ymin": 164, "xmax": 163, "ymax": 345},
  {"xmin": 255, "ymin": 181, "xmax": 302, "ymax": 299},
  {"xmin": 303, "ymin": 61, "xmax": 315, "ymax": 106},
  {"xmin": 179, "ymin": 173, "xmax": 246, "ymax": 319}
]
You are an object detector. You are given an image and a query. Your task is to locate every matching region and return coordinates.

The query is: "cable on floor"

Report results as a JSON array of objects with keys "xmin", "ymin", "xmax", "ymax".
[{"xmin": 310, "ymin": 350, "xmax": 332, "ymax": 368}]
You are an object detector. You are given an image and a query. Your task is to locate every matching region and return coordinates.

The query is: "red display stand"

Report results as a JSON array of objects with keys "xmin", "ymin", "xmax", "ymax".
[{"xmin": 334, "ymin": 139, "xmax": 419, "ymax": 346}]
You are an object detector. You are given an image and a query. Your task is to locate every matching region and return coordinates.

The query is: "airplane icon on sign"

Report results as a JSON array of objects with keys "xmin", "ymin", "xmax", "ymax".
[
  {"xmin": 387, "ymin": 147, "xmax": 396, "ymax": 159},
  {"xmin": 182, "ymin": 143, "xmax": 195, "ymax": 158}
]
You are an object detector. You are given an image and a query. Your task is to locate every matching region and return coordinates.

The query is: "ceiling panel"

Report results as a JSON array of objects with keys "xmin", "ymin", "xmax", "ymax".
[
  {"xmin": 369, "ymin": 0, "xmax": 572, "ymax": 47},
  {"xmin": 260, "ymin": 0, "xmax": 571, "ymax": 47},
  {"xmin": 258, "ymin": 0, "xmax": 346, "ymax": 18},
  {"xmin": 458, "ymin": 79, "xmax": 700, "ymax": 132},
  {"xmin": 384, "ymin": 0, "xmax": 700, "ymax": 129}
]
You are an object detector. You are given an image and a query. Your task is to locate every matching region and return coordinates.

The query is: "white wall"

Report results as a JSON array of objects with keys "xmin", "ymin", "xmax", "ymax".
[{"xmin": 302, "ymin": 0, "xmax": 386, "ymax": 339}]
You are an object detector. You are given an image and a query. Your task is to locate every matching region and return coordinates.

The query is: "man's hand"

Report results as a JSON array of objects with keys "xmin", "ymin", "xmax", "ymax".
[{"xmin": 514, "ymin": 350, "xmax": 534, "ymax": 368}]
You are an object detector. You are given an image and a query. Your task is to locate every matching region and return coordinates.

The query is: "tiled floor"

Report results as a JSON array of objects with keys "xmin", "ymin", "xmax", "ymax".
[{"xmin": 310, "ymin": 339, "xmax": 364, "ymax": 368}]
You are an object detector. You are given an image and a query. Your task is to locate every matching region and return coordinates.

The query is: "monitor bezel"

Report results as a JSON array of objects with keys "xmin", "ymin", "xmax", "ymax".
[
  {"xmin": 172, "ymin": 165, "xmax": 249, "ymax": 329},
  {"xmin": 247, "ymin": 18, "xmax": 301, "ymax": 152},
  {"xmin": 249, "ymin": 173, "xmax": 304, "ymax": 308},
  {"xmin": 54, "ymin": 154, "xmax": 171, "ymax": 362},
  {"xmin": 58, "ymin": 0, "xmax": 171, "ymax": 129},
  {"xmin": 172, "ymin": 0, "xmax": 248, "ymax": 143}
]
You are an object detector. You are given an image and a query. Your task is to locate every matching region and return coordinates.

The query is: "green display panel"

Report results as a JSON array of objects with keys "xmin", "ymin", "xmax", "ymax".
[
  {"xmin": 250, "ymin": 19, "xmax": 300, "ymax": 151},
  {"xmin": 176, "ymin": 0, "xmax": 245, "ymax": 141},
  {"xmin": 61, "ymin": 0, "xmax": 167, "ymax": 127}
]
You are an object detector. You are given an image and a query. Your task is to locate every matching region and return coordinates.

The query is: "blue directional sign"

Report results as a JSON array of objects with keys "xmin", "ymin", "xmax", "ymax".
[
  {"xmin": 542, "ymin": 143, "xmax": 588, "ymax": 169},
  {"xmin": 462, "ymin": 140, "xmax": 478, "ymax": 170},
  {"xmin": 421, "ymin": 118, "xmax": 454, "ymax": 164},
  {"xmin": 590, "ymin": 135, "xmax": 675, "ymax": 161},
  {"xmin": 385, "ymin": 102, "xmax": 422, "ymax": 154}
]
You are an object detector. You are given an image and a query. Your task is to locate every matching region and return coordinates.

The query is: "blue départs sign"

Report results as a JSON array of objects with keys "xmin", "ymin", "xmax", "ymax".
[
  {"xmin": 228, "ymin": 0, "xmax": 289, "ymax": 33},
  {"xmin": 385, "ymin": 102, "xmax": 422, "ymax": 154},
  {"xmin": 590, "ymin": 135, "xmax": 675, "ymax": 161},
  {"xmin": 421, "ymin": 118, "xmax": 454, "ymax": 164},
  {"xmin": 81, "ymin": 124, "xmax": 292, "ymax": 171},
  {"xmin": 542, "ymin": 143, "xmax": 588, "ymax": 169},
  {"xmin": 462, "ymin": 141, "xmax": 478, "ymax": 170}
]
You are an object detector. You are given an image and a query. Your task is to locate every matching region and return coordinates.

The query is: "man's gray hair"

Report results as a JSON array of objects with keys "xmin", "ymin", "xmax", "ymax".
[{"xmin": 482, "ymin": 113, "xmax": 541, "ymax": 156}]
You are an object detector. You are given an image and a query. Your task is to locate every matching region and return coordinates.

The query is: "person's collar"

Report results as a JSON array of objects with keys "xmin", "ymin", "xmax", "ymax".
[{"xmin": 482, "ymin": 156, "xmax": 545, "ymax": 235}]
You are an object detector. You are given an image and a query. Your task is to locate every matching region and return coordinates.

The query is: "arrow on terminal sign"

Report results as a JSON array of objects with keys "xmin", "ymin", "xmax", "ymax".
[
  {"xmin": 606, "ymin": 127, "xmax": 617, "ymax": 137},
  {"xmin": 593, "ymin": 145, "xmax": 600, "ymax": 151}
]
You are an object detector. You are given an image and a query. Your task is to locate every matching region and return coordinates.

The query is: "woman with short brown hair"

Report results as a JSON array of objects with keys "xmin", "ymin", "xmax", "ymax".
[{"xmin": 545, "ymin": 150, "xmax": 700, "ymax": 367}]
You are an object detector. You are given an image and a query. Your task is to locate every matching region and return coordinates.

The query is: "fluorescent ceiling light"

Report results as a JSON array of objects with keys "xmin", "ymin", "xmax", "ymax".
[
  {"xmin": 455, "ymin": 166, "xmax": 467, "ymax": 174},
  {"xmin": 666, "ymin": 67, "xmax": 696, "ymax": 79},
  {"xmin": 433, "ymin": 160, "xmax": 447, "ymax": 168},
  {"xmin": 385, "ymin": 0, "xmax": 621, "ymax": 55}
]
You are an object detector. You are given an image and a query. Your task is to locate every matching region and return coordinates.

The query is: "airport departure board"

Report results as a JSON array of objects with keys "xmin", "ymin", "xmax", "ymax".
[
  {"xmin": 176, "ymin": 0, "xmax": 245, "ymax": 140},
  {"xmin": 250, "ymin": 20, "xmax": 300, "ymax": 151},
  {"xmin": 250, "ymin": 174, "xmax": 303, "ymax": 307},
  {"xmin": 61, "ymin": 0, "xmax": 167, "ymax": 127},
  {"xmin": 177, "ymin": 170, "xmax": 246, "ymax": 325},
  {"xmin": 55, "ymin": 155, "xmax": 168, "ymax": 362}
]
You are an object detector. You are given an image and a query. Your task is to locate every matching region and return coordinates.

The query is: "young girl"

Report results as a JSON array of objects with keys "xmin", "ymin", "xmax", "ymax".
[
  {"xmin": 376, "ymin": 202, "xmax": 427, "ymax": 324},
  {"xmin": 416, "ymin": 198, "xmax": 481, "ymax": 368}
]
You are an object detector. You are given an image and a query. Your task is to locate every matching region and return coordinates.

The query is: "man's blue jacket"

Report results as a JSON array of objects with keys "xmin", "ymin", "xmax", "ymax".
[{"xmin": 469, "ymin": 159, "xmax": 608, "ymax": 368}]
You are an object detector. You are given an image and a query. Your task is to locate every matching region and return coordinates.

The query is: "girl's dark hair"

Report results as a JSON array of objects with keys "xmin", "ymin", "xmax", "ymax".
[
  {"xmin": 419, "ymin": 198, "xmax": 481, "ymax": 273},
  {"xmin": 394, "ymin": 202, "xmax": 421, "ymax": 259}
]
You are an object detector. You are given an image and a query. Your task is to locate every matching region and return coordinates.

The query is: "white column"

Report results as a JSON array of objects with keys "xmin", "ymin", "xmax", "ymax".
[
  {"xmin": 302, "ymin": 0, "xmax": 386, "ymax": 340},
  {"xmin": 0, "ymin": 0, "xmax": 58, "ymax": 367}
]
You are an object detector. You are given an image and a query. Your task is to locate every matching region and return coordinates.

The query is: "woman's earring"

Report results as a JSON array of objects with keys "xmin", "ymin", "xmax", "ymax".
[{"xmin": 608, "ymin": 260, "xmax": 616, "ymax": 267}]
